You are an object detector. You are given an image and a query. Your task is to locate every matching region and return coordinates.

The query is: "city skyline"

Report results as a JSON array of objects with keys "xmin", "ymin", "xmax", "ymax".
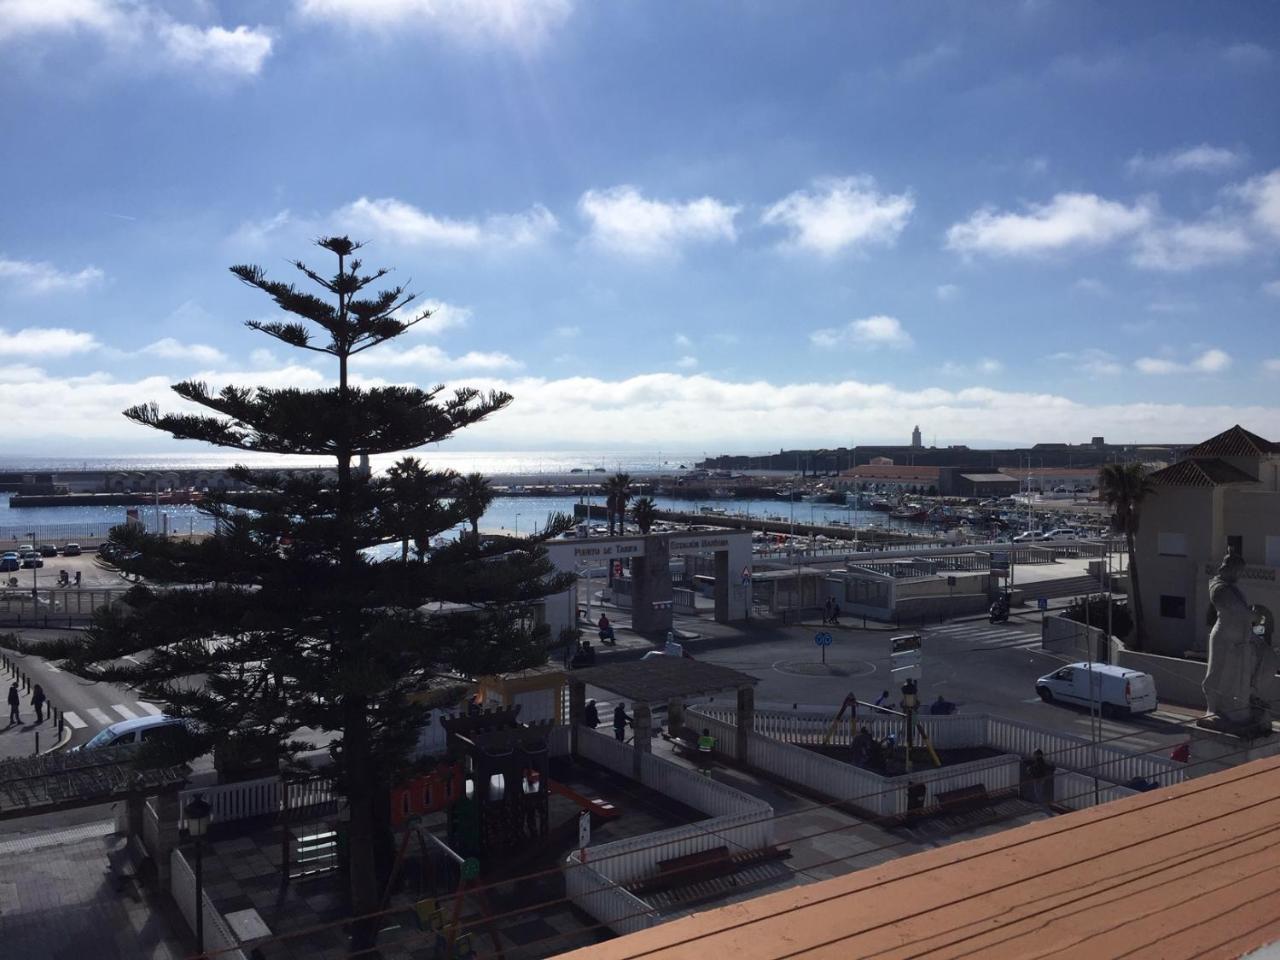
[{"xmin": 2, "ymin": 1, "xmax": 1279, "ymax": 453}]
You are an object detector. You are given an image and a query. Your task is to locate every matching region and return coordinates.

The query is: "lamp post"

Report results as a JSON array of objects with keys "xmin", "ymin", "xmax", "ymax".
[
  {"xmin": 515, "ymin": 513, "xmax": 521, "ymax": 537},
  {"xmin": 184, "ymin": 793, "xmax": 212, "ymax": 954}
]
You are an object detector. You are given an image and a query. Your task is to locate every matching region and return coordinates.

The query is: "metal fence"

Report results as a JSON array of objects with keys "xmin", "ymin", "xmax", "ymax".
[
  {"xmin": 171, "ymin": 847, "xmax": 247, "ymax": 960},
  {"xmin": 0, "ymin": 588, "xmax": 129, "ymax": 626}
]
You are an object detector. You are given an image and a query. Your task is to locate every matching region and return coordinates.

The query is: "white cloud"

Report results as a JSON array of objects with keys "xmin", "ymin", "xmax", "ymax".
[
  {"xmin": 1135, "ymin": 349, "xmax": 1231, "ymax": 375},
  {"xmin": 935, "ymin": 284, "xmax": 960, "ymax": 302},
  {"xmin": 140, "ymin": 338, "xmax": 227, "ymax": 365},
  {"xmin": 1263, "ymin": 280, "xmax": 1280, "ymax": 299},
  {"xmin": 762, "ymin": 176, "xmax": 914, "ymax": 257},
  {"xmin": 295, "ymin": 0, "xmax": 573, "ymax": 50},
  {"xmin": 1047, "ymin": 349, "xmax": 1124, "ymax": 377},
  {"xmin": 940, "ymin": 358, "xmax": 1003, "ymax": 376},
  {"xmin": 338, "ymin": 197, "xmax": 557, "ymax": 249},
  {"xmin": 249, "ymin": 348, "xmax": 279, "ymax": 367},
  {"xmin": 810, "ymin": 315, "xmax": 912, "ymax": 350},
  {"xmin": 578, "ymin": 186, "xmax": 738, "ymax": 259},
  {"xmin": 1237, "ymin": 169, "xmax": 1280, "ymax": 239},
  {"xmin": 157, "ymin": 21, "xmax": 272, "ymax": 75},
  {"xmin": 0, "ymin": 257, "xmax": 104, "ymax": 294},
  {"xmin": 0, "ymin": 326, "xmax": 99, "ymax": 356},
  {"xmin": 1264, "ymin": 359, "xmax": 1280, "ymax": 374},
  {"xmin": 1074, "ymin": 277, "xmax": 1109, "ymax": 295},
  {"xmin": 351, "ymin": 344, "xmax": 521, "ymax": 371},
  {"xmin": 397, "ymin": 299, "xmax": 471, "ymax": 336},
  {"xmin": 675, "ymin": 355, "xmax": 698, "ymax": 369},
  {"xmin": 1132, "ymin": 218, "xmax": 1253, "ymax": 270},
  {"xmin": 1223, "ymin": 42, "xmax": 1273, "ymax": 68},
  {"xmin": 947, "ymin": 193, "xmax": 1152, "ymax": 257},
  {"xmin": 0, "ymin": 1, "xmax": 273, "ymax": 77},
  {"xmin": 553, "ymin": 325, "xmax": 580, "ymax": 338},
  {"xmin": 0, "ymin": 364, "xmax": 45, "ymax": 383},
  {"xmin": 1126, "ymin": 144, "xmax": 1245, "ymax": 176},
  {"xmin": 673, "ymin": 333, "xmax": 693, "ymax": 348},
  {"xmin": 230, "ymin": 210, "xmax": 291, "ymax": 247}
]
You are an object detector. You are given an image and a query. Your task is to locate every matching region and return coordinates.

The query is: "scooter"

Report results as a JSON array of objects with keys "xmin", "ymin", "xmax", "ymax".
[{"xmin": 989, "ymin": 602, "xmax": 1009, "ymax": 624}]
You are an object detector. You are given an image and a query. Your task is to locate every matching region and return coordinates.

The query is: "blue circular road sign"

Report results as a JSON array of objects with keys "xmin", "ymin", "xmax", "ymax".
[{"xmin": 814, "ymin": 632, "xmax": 833, "ymax": 647}]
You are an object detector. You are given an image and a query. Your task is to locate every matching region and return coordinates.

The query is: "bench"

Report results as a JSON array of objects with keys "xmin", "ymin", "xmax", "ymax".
[
  {"xmin": 935, "ymin": 784, "xmax": 989, "ymax": 812},
  {"xmin": 629, "ymin": 846, "xmax": 733, "ymax": 895}
]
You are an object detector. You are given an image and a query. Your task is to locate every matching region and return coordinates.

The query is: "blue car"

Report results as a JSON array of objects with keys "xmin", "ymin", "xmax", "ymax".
[{"xmin": 0, "ymin": 552, "xmax": 20, "ymax": 572}]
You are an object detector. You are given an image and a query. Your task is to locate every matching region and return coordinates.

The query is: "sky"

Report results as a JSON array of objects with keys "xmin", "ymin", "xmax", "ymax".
[{"xmin": 1, "ymin": 0, "xmax": 1279, "ymax": 456}]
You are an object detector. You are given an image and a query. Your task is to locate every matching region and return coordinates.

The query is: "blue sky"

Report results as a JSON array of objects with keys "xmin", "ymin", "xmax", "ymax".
[{"xmin": 1, "ymin": 0, "xmax": 1279, "ymax": 455}]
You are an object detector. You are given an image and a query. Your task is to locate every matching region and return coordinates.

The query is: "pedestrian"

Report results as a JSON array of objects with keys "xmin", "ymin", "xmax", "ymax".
[
  {"xmin": 31, "ymin": 683, "xmax": 46, "ymax": 724},
  {"xmin": 1170, "ymin": 742, "xmax": 1190, "ymax": 763},
  {"xmin": 874, "ymin": 690, "xmax": 891, "ymax": 713},
  {"xmin": 583, "ymin": 699, "xmax": 600, "ymax": 729},
  {"xmin": 6, "ymin": 682, "xmax": 19, "ymax": 725},
  {"xmin": 1029, "ymin": 748, "xmax": 1051, "ymax": 803},
  {"xmin": 830, "ymin": 602, "xmax": 841, "ymax": 625},
  {"xmin": 929, "ymin": 694, "xmax": 956, "ymax": 716},
  {"xmin": 74, "ymin": 570, "xmax": 82, "ymax": 587},
  {"xmin": 823, "ymin": 598, "xmax": 833, "ymax": 625},
  {"xmin": 613, "ymin": 702, "xmax": 631, "ymax": 742},
  {"xmin": 697, "ymin": 728, "xmax": 716, "ymax": 775},
  {"xmin": 597, "ymin": 613, "xmax": 615, "ymax": 644}
]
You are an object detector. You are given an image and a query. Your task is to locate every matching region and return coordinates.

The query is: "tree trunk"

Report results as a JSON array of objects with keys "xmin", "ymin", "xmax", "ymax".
[
  {"xmin": 1126, "ymin": 530, "xmax": 1144, "ymax": 651},
  {"xmin": 344, "ymin": 699, "xmax": 381, "ymax": 952}
]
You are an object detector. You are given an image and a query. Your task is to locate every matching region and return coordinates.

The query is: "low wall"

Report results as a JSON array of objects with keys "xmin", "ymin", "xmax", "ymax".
[
  {"xmin": 1112, "ymin": 644, "xmax": 1207, "ymax": 709},
  {"xmin": 1042, "ymin": 613, "xmax": 1109, "ymax": 661},
  {"xmin": 1054, "ymin": 770, "xmax": 1140, "ymax": 810},
  {"xmin": 171, "ymin": 847, "xmax": 247, "ymax": 960},
  {"xmin": 566, "ymin": 727, "xmax": 774, "ymax": 934}
]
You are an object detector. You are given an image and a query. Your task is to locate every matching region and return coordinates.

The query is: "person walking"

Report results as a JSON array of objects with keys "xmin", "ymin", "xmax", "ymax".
[
  {"xmin": 873, "ymin": 689, "xmax": 892, "ymax": 713},
  {"xmin": 613, "ymin": 702, "xmax": 632, "ymax": 742},
  {"xmin": 7, "ymin": 682, "xmax": 19, "ymax": 725},
  {"xmin": 583, "ymin": 699, "xmax": 600, "ymax": 729},
  {"xmin": 830, "ymin": 602, "xmax": 841, "ymax": 625},
  {"xmin": 696, "ymin": 728, "xmax": 716, "ymax": 775},
  {"xmin": 1029, "ymin": 748, "xmax": 1051, "ymax": 804},
  {"xmin": 31, "ymin": 683, "xmax": 46, "ymax": 724},
  {"xmin": 823, "ymin": 598, "xmax": 834, "ymax": 625}
]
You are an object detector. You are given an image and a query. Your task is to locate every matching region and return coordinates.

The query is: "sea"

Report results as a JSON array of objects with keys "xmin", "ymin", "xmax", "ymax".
[{"xmin": 0, "ymin": 450, "xmax": 893, "ymax": 542}]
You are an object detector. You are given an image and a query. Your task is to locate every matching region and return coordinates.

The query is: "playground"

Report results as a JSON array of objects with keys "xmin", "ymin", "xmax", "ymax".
[{"xmin": 799, "ymin": 742, "xmax": 1006, "ymax": 778}]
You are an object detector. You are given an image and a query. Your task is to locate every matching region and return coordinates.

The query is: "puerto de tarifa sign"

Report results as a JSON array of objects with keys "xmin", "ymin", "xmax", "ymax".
[{"xmin": 569, "ymin": 539, "xmax": 645, "ymax": 559}]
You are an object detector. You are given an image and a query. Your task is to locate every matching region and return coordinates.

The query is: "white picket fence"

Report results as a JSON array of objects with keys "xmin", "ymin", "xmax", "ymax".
[
  {"xmin": 696, "ymin": 708, "xmax": 1184, "ymax": 788},
  {"xmin": 178, "ymin": 773, "xmax": 339, "ymax": 828},
  {"xmin": 1054, "ymin": 770, "xmax": 1141, "ymax": 809},
  {"xmin": 565, "ymin": 727, "xmax": 774, "ymax": 934},
  {"xmin": 171, "ymin": 847, "xmax": 247, "ymax": 960}
]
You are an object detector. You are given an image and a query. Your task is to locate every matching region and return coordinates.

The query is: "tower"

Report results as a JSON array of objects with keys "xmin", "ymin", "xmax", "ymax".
[{"xmin": 911, "ymin": 425, "xmax": 922, "ymax": 449}]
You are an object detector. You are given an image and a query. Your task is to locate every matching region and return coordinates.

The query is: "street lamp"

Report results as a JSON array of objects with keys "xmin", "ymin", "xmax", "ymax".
[
  {"xmin": 515, "ymin": 513, "xmax": 521, "ymax": 537},
  {"xmin": 184, "ymin": 793, "xmax": 213, "ymax": 953}
]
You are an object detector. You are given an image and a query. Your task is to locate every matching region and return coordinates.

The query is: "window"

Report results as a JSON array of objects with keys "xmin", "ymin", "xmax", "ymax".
[
  {"xmin": 1157, "ymin": 532, "xmax": 1188, "ymax": 557},
  {"xmin": 1227, "ymin": 535, "xmax": 1243, "ymax": 558},
  {"xmin": 1267, "ymin": 536, "xmax": 1280, "ymax": 568},
  {"xmin": 1160, "ymin": 595, "xmax": 1187, "ymax": 619},
  {"xmin": 1054, "ymin": 668, "xmax": 1074, "ymax": 681}
]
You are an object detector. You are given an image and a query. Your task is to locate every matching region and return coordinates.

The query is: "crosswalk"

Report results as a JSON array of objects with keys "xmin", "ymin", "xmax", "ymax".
[
  {"xmin": 924, "ymin": 621, "xmax": 1042, "ymax": 650},
  {"xmin": 61, "ymin": 700, "xmax": 163, "ymax": 731}
]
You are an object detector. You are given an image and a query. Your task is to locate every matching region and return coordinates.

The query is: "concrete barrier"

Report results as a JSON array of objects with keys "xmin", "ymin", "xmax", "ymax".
[{"xmin": 1111, "ymin": 643, "xmax": 1208, "ymax": 709}]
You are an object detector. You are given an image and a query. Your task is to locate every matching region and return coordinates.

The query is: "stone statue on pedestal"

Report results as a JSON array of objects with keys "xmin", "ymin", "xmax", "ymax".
[{"xmin": 1199, "ymin": 553, "xmax": 1275, "ymax": 737}]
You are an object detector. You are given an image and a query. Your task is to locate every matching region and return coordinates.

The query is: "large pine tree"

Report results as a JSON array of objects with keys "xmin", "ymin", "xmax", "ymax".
[{"xmin": 41, "ymin": 237, "xmax": 573, "ymax": 948}]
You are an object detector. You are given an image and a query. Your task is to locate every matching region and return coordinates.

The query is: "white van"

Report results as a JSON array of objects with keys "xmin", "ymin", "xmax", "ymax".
[
  {"xmin": 76, "ymin": 714, "xmax": 183, "ymax": 750},
  {"xmin": 1036, "ymin": 663, "xmax": 1157, "ymax": 717}
]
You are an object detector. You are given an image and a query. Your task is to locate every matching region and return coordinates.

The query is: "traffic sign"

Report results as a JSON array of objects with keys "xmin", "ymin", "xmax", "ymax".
[
  {"xmin": 741, "ymin": 565, "xmax": 752, "ymax": 586},
  {"xmin": 989, "ymin": 551, "xmax": 1010, "ymax": 572},
  {"xmin": 814, "ymin": 632, "xmax": 833, "ymax": 647},
  {"xmin": 1037, "ymin": 597, "xmax": 1048, "ymax": 611},
  {"xmin": 891, "ymin": 633, "xmax": 922, "ymax": 680}
]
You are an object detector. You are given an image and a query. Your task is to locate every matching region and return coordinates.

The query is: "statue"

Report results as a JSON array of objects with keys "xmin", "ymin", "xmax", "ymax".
[{"xmin": 1199, "ymin": 553, "xmax": 1274, "ymax": 737}]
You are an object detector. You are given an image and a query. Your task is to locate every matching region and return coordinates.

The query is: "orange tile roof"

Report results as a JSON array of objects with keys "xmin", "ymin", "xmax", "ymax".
[
  {"xmin": 840, "ymin": 465, "xmax": 941, "ymax": 479},
  {"xmin": 558, "ymin": 756, "xmax": 1280, "ymax": 960}
]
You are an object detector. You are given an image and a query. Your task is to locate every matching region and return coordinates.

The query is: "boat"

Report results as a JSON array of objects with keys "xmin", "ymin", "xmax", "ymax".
[
  {"xmin": 890, "ymin": 505, "xmax": 929, "ymax": 521},
  {"xmin": 869, "ymin": 498, "xmax": 895, "ymax": 512}
]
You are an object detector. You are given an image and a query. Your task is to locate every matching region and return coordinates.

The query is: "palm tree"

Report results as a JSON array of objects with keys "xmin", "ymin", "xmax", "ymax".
[
  {"xmin": 1098, "ymin": 462, "xmax": 1156, "ymax": 650},
  {"xmin": 604, "ymin": 472, "xmax": 632, "ymax": 537},
  {"xmin": 454, "ymin": 472, "xmax": 493, "ymax": 542},
  {"xmin": 632, "ymin": 496, "xmax": 658, "ymax": 535}
]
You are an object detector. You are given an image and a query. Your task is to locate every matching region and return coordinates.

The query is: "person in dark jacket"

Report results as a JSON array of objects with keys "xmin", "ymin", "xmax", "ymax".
[
  {"xmin": 583, "ymin": 699, "xmax": 600, "ymax": 728},
  {"xmin": 613, "ymin": 702, "xmax": 631, "ymax": 742},
  {"xmin": 7, "ymin": 682, "xmax": 19, "ymax": 725},
  {"xmin": 31, "ymin": 683, "xmax": 46, "ymax": 723}
]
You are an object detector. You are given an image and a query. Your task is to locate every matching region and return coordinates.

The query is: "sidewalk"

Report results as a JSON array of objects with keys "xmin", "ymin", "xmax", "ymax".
[{"xmin": 0, "ymin": 821, "xmax": 188, "ymax": 960}]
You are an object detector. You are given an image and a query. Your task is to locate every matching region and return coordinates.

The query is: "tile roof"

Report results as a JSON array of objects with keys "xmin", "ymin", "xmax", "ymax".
[
  {"xmin": 1148, "ymin": 458, "xmax": 1258, "ymax": 487},
  {"xmin": 569, "ymin": 658, "xmax": 757, "ymax": 703},
  {"xmin": 560, "ymin": 756, "xmax": 1280, "ymax": 960},
  {"xmin": 1185, "ymin": 424, "xmax": 1280, "ymax": 458}
]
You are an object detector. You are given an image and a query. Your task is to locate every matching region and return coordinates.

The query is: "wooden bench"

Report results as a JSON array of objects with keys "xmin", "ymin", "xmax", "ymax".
[
  {"xmin": 629, "ymin": 846, "xmax": 733, "ymax": 895},
  {"xmin": 935, "ymin": 783, "xmax": 989, "ymax": 812}
]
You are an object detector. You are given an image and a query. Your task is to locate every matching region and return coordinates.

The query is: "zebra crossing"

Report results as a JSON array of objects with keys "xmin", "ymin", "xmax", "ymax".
[
  {"xmin": 924, "ymin": 621, "xmax": 1043, "ymax": 651},
  {"xmin": 60, "ymin": 700, "xmax": 163, "ymax": 731}
]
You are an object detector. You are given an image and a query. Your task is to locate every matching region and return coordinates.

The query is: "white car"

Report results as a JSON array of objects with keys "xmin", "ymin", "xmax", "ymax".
[
  {"xmin": 1042, "ymin": 528, "xmax": 1079, "ymax": 541},
  {"xmin": 1035, "ymin": 663, "xmax": 1157, "ymax": 717},
  {"xmin": 1013, "ymin": 530, "xmax": 1045, "ymax": 542}
]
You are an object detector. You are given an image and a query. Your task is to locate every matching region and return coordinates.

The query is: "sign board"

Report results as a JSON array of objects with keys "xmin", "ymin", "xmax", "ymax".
[
  {"xmin": 669, "ymin": 535, "xmax": 734, "ymax": 553},
  {"xmin": 890, "ymin": 633, "xmax": 922, "ymax": 680},
  {"xmin": 890, "ymin": 634, "xmax": 921, "ymax": 655},
  {"xmin": 989, "ymin": 552, "xmax": 1010, "ymax": 572},
  {"xmin": 946, "ymin": 575, "xmax": 957, "ymax": 587},
  {"xmin": 1037, "ymin": 597, "xmax": 1048, "ymax": 611},
  {"xmin": 568, "ymin": 539, "xmax": 645, "ymax": 560},
  {"xmin": 741, "ymin": 566, "xmax": 752, "ymax": 586},
  {"xmin": 814, "ymin": 632, "xmax": 833, "ymax": 647}
]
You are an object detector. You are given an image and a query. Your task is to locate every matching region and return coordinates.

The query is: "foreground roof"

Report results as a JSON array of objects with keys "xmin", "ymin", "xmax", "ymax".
[
  {"xmin": 1185, "ymin": 424, "xmax": 1280, "ymax": 458},
  {"xmin": 570, "ymin": 658, "xmax": 757, "ymax": 703},
  {"xmin": 558, "ymin": 755, "xmax": 1280, "ymax": 960}
]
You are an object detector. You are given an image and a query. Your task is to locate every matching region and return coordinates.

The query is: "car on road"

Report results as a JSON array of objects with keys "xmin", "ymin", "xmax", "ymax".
[
  {"xmin": 1042, "ymin": 528, "xmax": 1080, "ymax": 541},
  {"xmin": 1013, "ymin": 530, "xmax": 1045, "ymax": 542},
  {"xmin": 20, "ymin": 551, "xmax": 43, "ymax": 568},
  {"xmin": 0, "ymin": 552, "xmax": 19, "ymax": 572},
  {"xmin": 17, "ymin": 543, "xmax": 34, "ymax": 555},
  {"xmin": 62, "ymin": 542, "xmax": 82, "ymax": 556},
  {"xmin": 76, "ymin": 714, "xmax": 183, "ymax": 750},
  {"xmin": 1035, "ymin": 662, "xmax": 1157, "ymax": 717},
  {"xmin": 38, "ymin": 543, "xmax": 58, "ymax": 557}
]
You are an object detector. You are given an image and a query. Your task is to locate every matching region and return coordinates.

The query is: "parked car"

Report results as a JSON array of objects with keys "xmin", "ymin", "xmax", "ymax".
[
  {"xmin": 37, "ymin": 544, "xmax": 58, "ymax": 557},
  {"xmin": 75, "ymin": 714, "xmax": 183, "ymax": 751},
  {"xmin": 1013, "ymin": 530, "xmax": 1045, "ymax": 543},
  {"xmin": 0, "ymin": 552, "xmax": 20, "ymax": 572},
  {"xmin": 17, "ymin": 543, "xmax": 34, "ymax": 555},
  {"xmin": 62, "ymin": 542, "xmax": 82, "ymax": 556},
  {"xmin": 20, "ymin": 551, "xmax": 43, "ymax": 568},
  {"xmin": 1042, "ymin": 528, "xmax": 1080, "ymax": 541},
  {"xmin": 1035, "ymin": 662, "xmax": 1157, "ymax": 717}
]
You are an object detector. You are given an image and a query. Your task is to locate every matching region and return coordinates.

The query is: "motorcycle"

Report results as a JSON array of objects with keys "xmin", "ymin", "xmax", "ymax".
[{"xmin": 989, "ymin": 602, "xmax": 1009, "ymax": 624}]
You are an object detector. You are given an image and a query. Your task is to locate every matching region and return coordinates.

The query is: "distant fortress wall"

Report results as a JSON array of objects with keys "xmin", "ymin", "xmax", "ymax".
[{"xmin": 0, "ymin": 468, "xmax": 338, "ymax": 494}]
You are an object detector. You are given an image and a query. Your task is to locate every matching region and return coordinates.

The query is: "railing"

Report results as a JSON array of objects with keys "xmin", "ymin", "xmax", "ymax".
[
  {"xmin": 577, "ymin": 726, "xmax": 636, "ymax": 774},
  {"xmin": 171, "ymin": 847, "xmax": 247, "ymax": 960},
  {"xmin": 564, "ymin": 855, "xmax": 660, "ymax": 935},
  {"xmin": 698, "ymin": 708, "xmax": 1184, "ymax": 788},
  {"xmin": 0, "ymin": 588, "xmax": 130, "ymax": 625},
  {"xmin": 178, "ymin": 773, "xmax": 339, "ymax": 829}
]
